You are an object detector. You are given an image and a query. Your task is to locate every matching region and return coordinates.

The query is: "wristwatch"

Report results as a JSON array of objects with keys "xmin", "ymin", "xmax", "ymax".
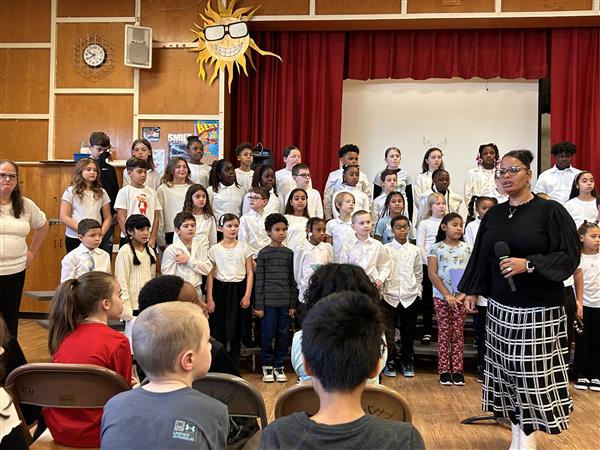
[{"xmin": 526, "ymin": 260, "xmax": 535, "ymax": 273}]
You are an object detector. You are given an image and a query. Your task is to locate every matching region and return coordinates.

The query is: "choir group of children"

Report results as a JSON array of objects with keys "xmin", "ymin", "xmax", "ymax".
[{"xmin": 55, "ymin": 132, "xmax": 599, "ymax": 395}]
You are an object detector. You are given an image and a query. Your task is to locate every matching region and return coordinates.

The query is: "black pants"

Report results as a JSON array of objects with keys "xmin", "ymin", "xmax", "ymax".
[
  {"xmin": 564, "ymin": 286, "xmax": 576, "ymax": 353},
  {"xmin": 65, "ymin": 236, "xmax": 80, "ymax": 253},
  {"xmin": 420, "ymin": 265, "xmax": 434, "ymax": 337},
  {"xmin": 380, "ymin": 299, "xmax": 419, "ymax": 364},
  {"xmin": 99, "ymin": 224, "xmax": 114, "ymax": 255},
  {"xmin": 476, "ymin": 305, "xmax": 487, "ymax": 372},
  {"xmin": 575, "ymin": 306, "xmax": 600, "ymax": 379},
  {"xmin": 0, "ymin": 270, "xmax": 26, "ymax": 338},
  {"xmin": 165, "ymin": 232, "xmax": 174, "ymax": 245}
]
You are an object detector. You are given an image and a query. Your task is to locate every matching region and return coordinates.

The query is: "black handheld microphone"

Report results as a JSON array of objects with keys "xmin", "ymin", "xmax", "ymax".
[{"xmin": 494, "ymin": 241, "xmax": 517, "ymax": 293}]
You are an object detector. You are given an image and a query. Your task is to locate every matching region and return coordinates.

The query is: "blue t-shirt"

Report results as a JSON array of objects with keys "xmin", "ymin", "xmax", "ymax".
[{"xmin": 428, "ymin": 241, "xmax": 472, "ymax": 298}]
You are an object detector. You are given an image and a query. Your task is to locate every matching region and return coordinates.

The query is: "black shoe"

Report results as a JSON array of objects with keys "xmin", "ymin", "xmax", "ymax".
[
  {"xmin": 421, "ymin": 334, "xmax": 431, "ymax": 345},
  {"xmin": 476, "ymin": 371, "xmax": 484, "ymax": 383},
  {"xmin": 439, "ymin": 373, "xmax": 452, "ymax": 385},
  {"xmin": 400, "ymin": 361, "xmax": 415, "ymax": 377},
  {"xmin": 383, "ymin": 361, "xmax": 396, "ymax": 377},
  {"xmin": 452, "ymin": 373, "xmax": 465, "ymax": 386}
]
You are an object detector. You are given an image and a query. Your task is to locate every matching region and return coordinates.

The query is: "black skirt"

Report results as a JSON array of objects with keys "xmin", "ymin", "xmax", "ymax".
[{"xmin": 212, "ymin": 278, "xmax": 247, "ymax": 343}]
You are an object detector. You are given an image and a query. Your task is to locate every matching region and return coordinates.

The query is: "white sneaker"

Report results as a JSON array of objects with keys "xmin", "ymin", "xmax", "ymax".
[
  {"xmin": 262, "ymin": 366, "xmax": 274, "ymax": 383},
  {"xmin": 574, "ymin": 378, "xmax": 590, "ymax": 390},
  {"xmin": 589, "ymin": 378, "xmax": 600, "ymax": 392},
  {"xmin": 274, "ymin": 367, "xmax": 287, "ymax": 382}
]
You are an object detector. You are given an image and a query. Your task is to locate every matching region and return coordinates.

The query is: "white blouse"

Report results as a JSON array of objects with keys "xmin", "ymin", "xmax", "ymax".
[
  {"xmin": 284, "ymin": 214, "xmax": 309, "ymax": 251},
  {"xmin": 208, "ymin": 241, "xmax": 253, "ymax": 282},
  {"xmin": 61, "ymin": 186, "xmax": 110, "ymax": 238},
  {"xmin": 207, "ymin": 183, "xmax": 244, "ymax": 224}
]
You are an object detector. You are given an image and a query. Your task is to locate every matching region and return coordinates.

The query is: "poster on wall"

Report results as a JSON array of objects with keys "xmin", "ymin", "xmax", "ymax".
[
  {"xmin": 152, "ymin": 149, "xmax": 166, "ymax": 175},
  {"xmin": 194, "ymin": 120, "xmax": 219, "ymax": 158},
  {"xmin": 168, "ymin": 133, "xmax": 192, "ymax": 159},
  {"xmin": 142, "ymin": 127, "xmax": 160, "ymax": 142}
]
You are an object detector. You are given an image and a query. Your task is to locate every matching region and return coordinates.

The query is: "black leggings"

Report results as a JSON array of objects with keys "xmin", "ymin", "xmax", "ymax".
[
  {"xmin": 420, "ymin": 264, "xmax": 434, "ymax": 337},
  {"xmin": 0, "ymin": 270, "xmax": 26, "ymax": 338}
]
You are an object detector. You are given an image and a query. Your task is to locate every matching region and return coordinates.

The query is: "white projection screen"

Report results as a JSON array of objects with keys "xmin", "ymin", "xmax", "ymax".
[{"xmin": 341, "ymin": 78, "xmax": 539, "ymax": 218}]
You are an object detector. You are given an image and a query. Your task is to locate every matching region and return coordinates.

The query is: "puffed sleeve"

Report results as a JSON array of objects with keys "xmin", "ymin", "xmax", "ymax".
[
  {"xmin": 527, "ymin": 203, "xmax": 580, "ymax": 282},
  {"xmin": 458, "ymin": 213, "xmax": 491, "ymax": 297}
]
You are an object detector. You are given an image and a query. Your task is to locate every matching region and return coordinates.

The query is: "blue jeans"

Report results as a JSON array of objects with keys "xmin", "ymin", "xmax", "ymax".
[{"xmin": 260, "ymin": 306, "xmax": 291, "ymax": 368}]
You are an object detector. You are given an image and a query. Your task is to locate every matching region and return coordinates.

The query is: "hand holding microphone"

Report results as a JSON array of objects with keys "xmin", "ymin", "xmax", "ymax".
[{"xmin": 494, "ymin": 241, "xmax": 529, "ymax": 293}]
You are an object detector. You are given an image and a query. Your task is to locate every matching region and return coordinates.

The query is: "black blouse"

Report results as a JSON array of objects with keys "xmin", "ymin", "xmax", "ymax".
[{"xmin": 458, "ymin": 195, "xmax": 580, "ymax": 307}]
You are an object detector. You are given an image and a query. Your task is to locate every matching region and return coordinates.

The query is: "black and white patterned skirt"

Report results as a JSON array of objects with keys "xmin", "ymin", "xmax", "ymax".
[{"xmin": 483, "ymin": 298, "xmax": 573, "ymax": 435}]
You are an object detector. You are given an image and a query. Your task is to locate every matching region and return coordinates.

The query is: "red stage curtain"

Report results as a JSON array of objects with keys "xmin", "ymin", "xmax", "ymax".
[
  {"xmin": 345, "ymin": 29, "xmax": 548, "ymax": 80},
  {"xmin": 231, "ymin": 32, "xmax": 346, "ymax": 192},
  {"xmin": 551, "ymin": 28, "xmax": 600, "ymax": 178}
]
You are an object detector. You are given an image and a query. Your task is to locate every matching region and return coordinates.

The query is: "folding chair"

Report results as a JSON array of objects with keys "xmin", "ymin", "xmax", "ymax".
[
  {"xmin": 4, "ymin": 363, "xmax": 130, "ymax": 446},
  {"xmin": 274, "ymin": 382, "xmax": 412, "ymax": 422}
]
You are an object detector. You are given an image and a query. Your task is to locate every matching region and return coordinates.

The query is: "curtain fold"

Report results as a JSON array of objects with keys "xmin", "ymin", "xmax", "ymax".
[{"xmin": 551, "ymin": 28, "xmax": 600, "ymax": 179}]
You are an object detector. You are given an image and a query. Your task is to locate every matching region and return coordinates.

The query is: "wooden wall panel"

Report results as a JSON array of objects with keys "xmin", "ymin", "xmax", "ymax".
[
  {"xmin": 0, "ymin": 121, "xmax": 49, "ymax": 161},
  {"xmin": 408, "ymin": 0, "xmax": 495, "ymax": 13},
  {"xmin": 502, "ymin": 0, "xmax": 592, "ymax": 12},
  {"xmin": 138, "ymin": 119, "xmax": 218, "ymax": 167},
  {"xmin": 141, "ymin": 0, "xmax": 210, "ymax": 43},
  {"xmin": 0, "ymin": 49, "xmax": 50, "ymax": 114},
  {"xmin": 237, "ymin": 0, "xmax": 310, "ymax": 15},
  {"xmin": 56, "ymin": 23, "xmax": 133, "ymax": 88},
  {"xmin": 0, "ymin": 0, "xmax": 51, "ymax": 43},
  {"xmin": 54, "ymin": 95, "xmax": 133, "ymax": 160},
  {"xmin": 139, "ymin": 49, "xmax": 219, "ymax": 115},
  {"xmin": 57, "ymin": 0, "xmax": 135, "ymax": 17},
  {"xmin": 316, "ymin": 0, "xmax": 402, "ymax": 14}
]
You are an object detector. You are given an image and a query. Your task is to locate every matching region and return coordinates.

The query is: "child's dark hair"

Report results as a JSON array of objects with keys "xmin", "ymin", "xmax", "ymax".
[
  {"xmin": 478, "ymin": 143, "xmax": 499, "ymax": 158},
  {"xmin": 174, "ymin": 211, "xmax": 195, "ymax": 230},
  {"xmin": 569, "ymin": 171, "xmax": 597, "ymax": 200},
  {"xmin": 126, "ymin": 157, "xmax": 149, "ymax": 171},
  {"xmin": 302, "ymin": 291, "xmax": 384, "ymax": 392},
  {"xmin": 551, "ymin": 141, "xmax": 576, "ymax": 156},
  {"xmin": 431, "ymin": 168, "xmax": 449, "ymax": 190},
  {"xmin": 252, "ymin": 164, "xmax": 277, "ymax": 195},
  {"xmin": 285, "ymin": 188, "xmax": 309, "ymax": 217},
  {"xmin": 384, "ymin": 146, "xmax": 401, "ymax": 158},
  {"xmin": 379, "ymin": 168, "xmax": 397, "ymax": 184},
  {"xmin": 342, "ymin": 164, "xmax": 360, "ymax": 185},
  {"xmin": 338, "ymin": 144, "xmax": 359, "ymax": 158},
  {"xmin": 186, "ymin": 135, "xmax": 204, "ymax": 151},
  {"xmin": 235, "ymin": 142, "xmax": 253, "ymax": 156},
  {"xmin": 218, "ymin": 213, "xmax": 239, "ymax": 229},
  {"xmin": 382, "ymin": 191, "xmax": 405, "ymax": 218},
  {"xmin": 421, "ymin": 147, "xmax": 444, "ymax": 173},
  {"xmin": 292, "ymin": 163, "xmax": 310, "ymax": 176},
  {"xmin": 577, "ymin": 220, "xmax": 600, "ymax": 242},
  {"xmin": 77, "ymin": 218, "xmax": 102, "ymax": 236},
  {"xmin": 251, "ymin": 186, "xmax": 270, "ymax": 200},
  {"xmin": 183, "ymin": 184, "xmax": 214, "ymax": 218},
  {"xmin": 209, "ymin": 159, "xmax": 238, "ymax": 192},
  {"xmin": 138, "ymin": 275, "xmax": 185, "ymax": 312},
  {"xmin": 131, "ymin": 138, "xmax": 155, "ymax": 170},
  {"xmin": 264, "ymin": 213, "xmax": 287, "ymax": 232},
  {"xmin": 306, "ymin": 217, "xmax": 325, "ymax": 236},
  {"xmin": 162, "ymin": 157, "xmax": 192, "ymax": 187},
  {"xmin": 466, "ymin": 195, "xmax": 498, "ymax": 224},
  {"xmin": 435, "ymin": 212, "xmax": 464, "ymax": 243},
  {"xmin": 89, "ymin": 131, "xmax": 110, "ymax": 148},
  {"xmin": 0, "ymin": 160, "xmax": 23, "ymax": 218},
  {"xmin": 48, "ymin": 272, "xmax": 115, "ymax": 354},
  {"xmin": 504, "ymin": 149, "xmax": 534, "ymax": 168},
  {"xmin": 124, "ymin": 214, "xmax": 156, "ymax": 266},
  {"xmin": 283, "ymin": 145, "xmax": 299, "ymax": 158},
  {"xmin": 390, "ymin": 214, "xmax": 410, "ymax": 229}
]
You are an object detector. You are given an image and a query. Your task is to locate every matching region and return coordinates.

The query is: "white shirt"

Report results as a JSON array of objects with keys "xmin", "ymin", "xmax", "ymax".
[
  {"xmin": 0, "ymin": 197, "xmax": 47, "ymax": 275},
  {"xmin": 326, "ymin": 217, "xmax": 353, "ymax": 261},
  {"xmin": 235, "ymin": 168, "xmax": 254, "ymax": 193},
  {"xmin": 338, "ymin": 235, "xmax": 391, "ymax": 284},
  {"xmin": 208, "ymin": 241, "xmax": 253, "ymax": 282},
  {"xmin": 464, "ymin": 166, "xmax": 496, "ymax": 206},
  {"xmin": 324, "ymin": 168, "xmax": 371, "ymax": 219},
  {"xmin": 60, "ymin": 243, "xmax": 111, "ymax": 282},
  {"xmin": 383, "ymin": 240, "xmax": 423, "ymax": 308},
  {"xmin": 293, "ymin": 240, "xmax": 333, "ymax": 303},
  {"xmin": 242, "ymin": 190, "xmax": 284, "ymax": 216},
  {"xmin": 156, "ymin": 183, "xmax": 192, "ymax": 244},
  {"xmin": 413, "ymin": 171, "xmax": 434, "ymax": 211},
  {"xmin": 61, "ymin": 186, "xmax": 110, "ymax": 238},
  {"xmin": 565, "ymin": 197, "xmax": 598, "ymax": 229},
  {"xmin": 578, "ymin": 253, "xmax": 600, "ymax": 308},
  {"xmin": 534, "ymin": 165, "xmax": 582, "ymax": 204},
  {"xmin": 123, "ymin": 168, "xmax": 161, "ymax": 191},
  {"xmin": 284, "ymin": 215, "xmax": 308, "ymax": 251},
  {"xmin": 285, "ymin": 187, "xmax": 324, "ymax": 219},
  {"xmin": 114, "ymin": 185, "xmax": 161, "ymax": 237},
  {"xmin": 188, "ymin": 163, "xmax": 211, "ymax": 188},
  {"xmin": 331, "ymin": 185, "xmax": 370, "ymax": 220},
  {"xmin": 416, "ymin": 216, "xmax": 442, "ymax": 265},
  {"xmin": 464, "ymin": 217, "xmax": 481, "ymax": 247},
  {"xmin": 161, "ymin": 239, "xmax": 213, "ymax": 291},
  {"xmin": 371, "ymin": 192, "xmax": 388, "ymax": 225},
  {"xmin": 275, "ymin": 168, "xmax": 296, "ymax": 199},
  {"xmin": 238, "ymin": 209, "xmax": 270, "ymax": 259},
  {"xmin": 115, "ymin": 244, "xmax": 157, "ymax": 319},
  {"xmin": 416, "ymin": 188, "xmax": 463, "ymax": 228},
  {"xmin": 207, "ymin": 183, "xmax": 244, "ymax": 223},
  {"xmin": 373, "ymin": 168, "xmax": 412, "ymax": 197}
]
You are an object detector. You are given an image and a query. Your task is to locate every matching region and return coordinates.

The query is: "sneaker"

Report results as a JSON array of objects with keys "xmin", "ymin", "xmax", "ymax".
[
  {"xmin": 476, "ymin": 370, "xmax": 484, "ymax": 384},
  {"xmin": 383, "ymin": 361, "xmax": 397, "ymax": 377},
  {"xmin": 400, "ymin": 361, "xmax": 415, "ymax": 378},
  {"xmin": 472, "ymin": 339, "xmax": 478, "ymax": 348},
  {"xmin": 452, "ymin": 373, "xmax": 465, "ymax": 386},
  {"xmin": 439, "ymin": 373, "xmax": 452, "ymax": 385},
  {"xmin": 573, "ymin": 378, "xmax": 590, "ymax": 390},
  {"xmin": 274, "ymin": 367, "xmax": 287, "ymax": 383},
  {"xmin": 421, "ymin": 335, "xmax": 431, "ymax": 345},
  {"xmin": 589, "ymin": 379, "xmax": 600, "ymax": 392},
  {"xmin": 262, "ymin": 366, "xmax": 274, "ymax": 383}
]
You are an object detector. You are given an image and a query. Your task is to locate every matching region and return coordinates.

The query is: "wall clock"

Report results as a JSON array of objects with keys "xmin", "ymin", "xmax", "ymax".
[{"xmin": 73, "ymin": 34, "xmax": 114, "ymax": 79}]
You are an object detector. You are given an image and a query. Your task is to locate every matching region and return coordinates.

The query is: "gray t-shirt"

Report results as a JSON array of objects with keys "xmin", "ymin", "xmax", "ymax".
[
  {"xmin": 101, "ymin": 387, "xmax": 229, "ymax": 450},
  {"xmin": 259, "ymin": 412, "xmax": 425, "ymax": 450}
]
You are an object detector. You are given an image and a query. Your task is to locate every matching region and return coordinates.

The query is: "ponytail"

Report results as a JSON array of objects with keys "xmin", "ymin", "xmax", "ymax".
[
  {"xmin": 466, "ymin": 196, "xmax": 478, "ymax": 225},
  {"xmin": 48, "ymin": 272, "xmax": 115, "ymax": 354}
]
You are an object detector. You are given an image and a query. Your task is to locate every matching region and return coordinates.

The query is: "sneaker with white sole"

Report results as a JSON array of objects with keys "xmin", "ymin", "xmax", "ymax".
[
  {"xmin": 573, "ymin": 378, "xmax": 590, "ymax": 390},
  {"xmin": 274, "ymin": 367, "xmax": 287, "ymax": 383},
  {"xmin": 400, "ymin": 361, "xmax": 415, "ymax": 378},
  {"xmin": 262, "ymin": 366, "xmax": 274, "ymax": 383},
  {"xmin": 589, "ymin": 378, "xmax": 600, "ymax": 392},
  {"xmin": 383, "ymin": 361, "xmax": 396, "ymax": 377},
  {"xmin": 439, "ymin": 373, "xmax": 452, "ymax": 385}
]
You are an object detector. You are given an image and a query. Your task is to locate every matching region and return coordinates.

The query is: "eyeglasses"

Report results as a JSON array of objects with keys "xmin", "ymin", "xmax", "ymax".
[
  {"xmin": 247, "ymin": 195, "xmax": 263, "ymax": 201},
  {"xmin": 204, "ymin": 22, "xmax": 248, "ymax": 42},
  {"xmin": 495, "ymin": 166, "xmax": 528, "ymax": 178},
  {"xmin": 0, "ymin": 173, "xmax": 17, "ymax": 181},
  {"xmin": 296, "ymin": 173, "xmax": 311, "ymax": 178},
  {"xmin": 393, "ymin": 225, "xmax": 410, "ymax": 230}
]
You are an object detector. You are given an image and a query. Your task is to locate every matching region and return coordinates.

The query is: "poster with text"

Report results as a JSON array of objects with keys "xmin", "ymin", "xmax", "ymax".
[{"xmin": 194, "ymin": 120, "xmax": 219, "ymax": 158}]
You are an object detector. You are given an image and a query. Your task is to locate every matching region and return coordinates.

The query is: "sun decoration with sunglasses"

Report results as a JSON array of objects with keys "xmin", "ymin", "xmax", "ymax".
[{"xmin": 192, "ymin": 0, "xmax": 281, "ymax": 92}]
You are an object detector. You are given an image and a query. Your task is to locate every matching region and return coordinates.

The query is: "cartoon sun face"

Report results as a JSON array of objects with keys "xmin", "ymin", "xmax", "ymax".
[{"xmin": 192, "ymin": 0, "xmax": 280, "ymax": 92}]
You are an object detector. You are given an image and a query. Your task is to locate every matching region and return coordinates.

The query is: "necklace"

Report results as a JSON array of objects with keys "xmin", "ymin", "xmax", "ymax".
[{"xmin": 508, "ymin": 194, "xmax": 535, "ymax": 219}]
